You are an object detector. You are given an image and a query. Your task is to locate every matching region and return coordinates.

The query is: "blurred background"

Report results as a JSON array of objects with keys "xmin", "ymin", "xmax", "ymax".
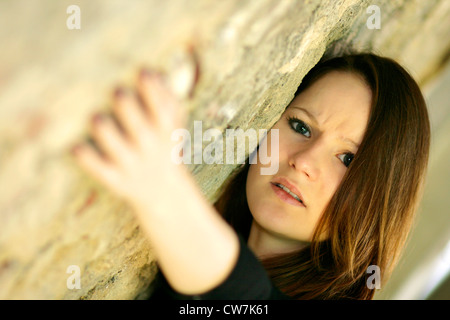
[
  {"xmin": 374, "ymin": 57, "xmax": 450, "ymax": 300},
  {"xmin": 0, "ymin": 0, "xmax": 448, "ymax": 299}
]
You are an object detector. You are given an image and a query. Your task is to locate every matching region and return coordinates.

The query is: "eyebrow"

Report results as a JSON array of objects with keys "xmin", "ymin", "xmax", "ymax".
[
  {"xmin": 290, "ymin": 106, "xmax": 360, "ymax": 149},
  {"xmin": 340, "ymin": 136, "xmax": 360, "ymax": 149},
  {"xmin": 290, "ymin": 106, "xmax": 319, "ymax": 127}
]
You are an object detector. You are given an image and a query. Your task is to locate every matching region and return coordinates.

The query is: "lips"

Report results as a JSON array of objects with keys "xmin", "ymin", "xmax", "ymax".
[{"xmin": 270, "ymin": 177, "xmax": 306, "ymax": 207}]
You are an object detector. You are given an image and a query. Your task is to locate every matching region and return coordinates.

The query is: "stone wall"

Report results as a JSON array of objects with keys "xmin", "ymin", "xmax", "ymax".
[{"xmin": 0, "ymin": 0, "xmax": 448, "ymax": 299}]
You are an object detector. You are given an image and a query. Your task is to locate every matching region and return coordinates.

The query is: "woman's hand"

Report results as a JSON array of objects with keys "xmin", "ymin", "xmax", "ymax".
[
  {"xmin": 70, "ymin": 69, "xmax": 187, "ymax": 209},
  {"xmin": 70, "ymin": 67, "xmax": 239, "ymax": 295}
]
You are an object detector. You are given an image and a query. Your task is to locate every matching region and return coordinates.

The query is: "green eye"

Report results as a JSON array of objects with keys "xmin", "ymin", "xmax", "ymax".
[
  {"xmin": 338, "ymin": 153, "xmax": 354, "ymax": 168},
  {"xmin": 287, "ymin": 116, "xmax": 311, "ymax": 138}
]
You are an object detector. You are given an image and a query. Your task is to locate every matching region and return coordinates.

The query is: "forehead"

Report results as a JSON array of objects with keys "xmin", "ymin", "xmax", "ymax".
[
  {"xmin": 296, "ymin": 70, "xmax": 370, "ymax": 104},
  {"xmin": 290, "ymin": 71, "xmax": 371, "ymax": 115},
  {"xmin": 287, "ymin": 71, "xmax": 372, "ymax": 143}
]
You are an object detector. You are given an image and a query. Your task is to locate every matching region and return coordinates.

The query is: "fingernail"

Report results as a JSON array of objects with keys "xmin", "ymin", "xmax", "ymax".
[
  {"xmin": 140, "ymin": 68, "xmax": 166, "ymax": 82},
  {"xmin": 70, "ymin": 144, "xmax": 82, "ymax": 155},
  {"xmin": 139, "ymin": 68, "xmax": 153, "ymax": 80},
  {"xmin": 92, "ymin": 113, "xmax": 105, "ymax": 124},
  {"xmin": 114, "ymin": 87, "xmax": 126, "ymax": 98}
]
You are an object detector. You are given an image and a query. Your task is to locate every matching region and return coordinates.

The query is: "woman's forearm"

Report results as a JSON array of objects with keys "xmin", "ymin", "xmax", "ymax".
[
  {"xmin": 70, "ymin": 68, "xmax": 239, "ymax": 295},
  {"xmin": 131, "ymin": 165, "xmax": 240, "ymax": 295}
]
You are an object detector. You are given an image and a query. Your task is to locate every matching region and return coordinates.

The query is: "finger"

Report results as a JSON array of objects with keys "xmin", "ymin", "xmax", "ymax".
[
  {"xmin": 137, "ymin": 69, "xmax": 185, "ymax": 132},
  {"xmin": 71, "ymin": 143, "xmax": 123, "ymax": 191},
  {"xmin": 89, "ymin": 114, "xmax": 136, "ymax": 169},
  {"xmin": 112, "ymin": 87, "xmax": 153, "ymax": 147}
]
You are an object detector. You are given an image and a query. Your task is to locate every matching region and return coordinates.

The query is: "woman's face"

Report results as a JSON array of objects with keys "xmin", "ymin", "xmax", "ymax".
[{"xmin": 246, "ymin": 71, "xmax": 372, "ymax": 253}]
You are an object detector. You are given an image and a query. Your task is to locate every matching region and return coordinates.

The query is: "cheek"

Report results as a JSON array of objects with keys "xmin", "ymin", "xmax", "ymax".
[
  {"xmin": 246, "ymin": 164, "xmax": 281, "ymax": 221},
  {"xmin": 316, "ymin": 168, "xmax": 346, "ymax": 213},
  {"xmin": 245, "ymin": 163, "xmax": 266, "ymax": 204},
  {"xmin": 259, "ymin": 123, "xmax": 291, "ymax": 161}
]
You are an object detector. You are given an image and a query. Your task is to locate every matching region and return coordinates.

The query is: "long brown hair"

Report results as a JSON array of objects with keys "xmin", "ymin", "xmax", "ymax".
[{"xmin": 214, "ymin": 53, "xmax": 430, "ymax": 299}]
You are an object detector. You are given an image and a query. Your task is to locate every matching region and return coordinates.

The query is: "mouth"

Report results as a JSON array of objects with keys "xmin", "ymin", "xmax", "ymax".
[{"xmin": 270, "ymin": 180, "xmax": 306, "ymax": 207}]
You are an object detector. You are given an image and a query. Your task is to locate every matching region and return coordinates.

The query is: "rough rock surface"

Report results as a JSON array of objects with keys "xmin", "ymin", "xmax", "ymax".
[{"xmin": 0, "ymin": 0, "xmax": 448, "ymax": 299}]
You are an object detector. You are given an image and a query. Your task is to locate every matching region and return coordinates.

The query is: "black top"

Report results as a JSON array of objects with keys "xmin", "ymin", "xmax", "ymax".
[{"xmin": 149, "ymin": 235, "xmax": 291, "ymax": 300}]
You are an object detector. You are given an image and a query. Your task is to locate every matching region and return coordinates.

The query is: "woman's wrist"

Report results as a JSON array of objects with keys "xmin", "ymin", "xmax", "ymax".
[
  {"xmin": 127, "ymin": 162, "xmax": 194, "ymax": 215},
  {"xmin": 128, "ymin": 164, "xmax": 240, "ymax": 295}
]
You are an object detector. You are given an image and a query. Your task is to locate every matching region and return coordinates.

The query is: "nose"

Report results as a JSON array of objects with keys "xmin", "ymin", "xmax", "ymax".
[{"xmin": 288, "ymin": 141, "xmax": 322, "ymax": 181}]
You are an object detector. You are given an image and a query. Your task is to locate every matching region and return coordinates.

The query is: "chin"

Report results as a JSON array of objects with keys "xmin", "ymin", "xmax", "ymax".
[{"xmin": 251, "ymin": 202, "xmax": 298, "ymax": 234}]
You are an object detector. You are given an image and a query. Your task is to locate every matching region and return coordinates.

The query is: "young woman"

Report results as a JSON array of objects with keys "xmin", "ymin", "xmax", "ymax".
[{"xmin": 70, "ymin": 53, "xmax": 430, "ymax": 300}]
